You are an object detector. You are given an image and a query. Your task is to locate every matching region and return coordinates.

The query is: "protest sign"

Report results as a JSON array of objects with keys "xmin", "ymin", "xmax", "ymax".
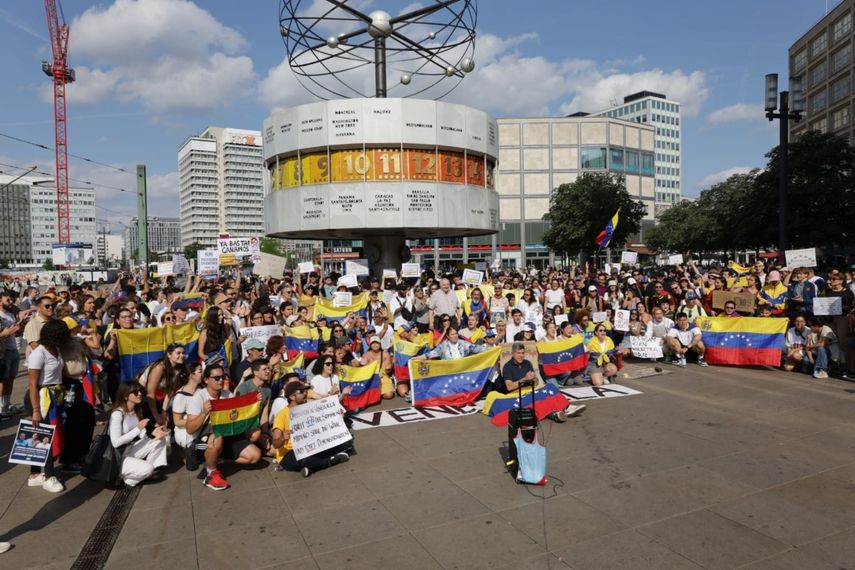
[
  {"xmin": 298, "ymin": 261, "xmax": 315, "ymax": 274},
  {"xmin": 475, "ymin": 261, "xmax": 487, "ymax": 271},
  {"xmin": 382, "ymin": 290, "xmax": 395, "ymax": 307},
  {"xmin": 814, "ymin": 297, "xmax": 843, "ymax": 316},
  {"xmin": 630, "ymin": 337, "xmax": 664, "ymax": 359},
  {"xmin": 462, "ymin": 268, "xmax": 484, "ymax": 286},
  {"xmin": 785, "ymin": 248, "xmax": 817, "ymax": 267},
  {"xmin": 217, "ymin": 237, "xmax": 259, "ymax": 257},
  {"xmin": 345, "ymin": 260, "xmax": 369, "ymax": 276},
  {"xmin": 592, "ymin": 311, "xmax": 607, "ymax": 323},
  {"xmin": 8, "ymin": 420, "xmax": 55, "ymax": 467},
  {"xmin": 155, "ymin": 262, "xmax": 174, "ymax": 277},
  {"xmin": 668, "ymin": 254, "xmax": 684, "ymax": 265},
  {"xmin": 290, "ymin": 396, "xmax": 352, "ymax": 460},
  {"xmin": 333, "ymin": 291, "xmax": 352, "ymax": 307},
  {"xmin": 337, "ymin": 274, "xmax": 358, "ymax": 288},
  {"xmin": 554, "ymin": 314, "xmax": 568, "ymax": 326},
  {"xmin": 525, "ymin": 309, "xmax": 542, "ymax": 325},
  {"xmin": 238, "ymin": 325, "xmax": 282, "ymax": 359},
  {"xmin": 382, "ymin": 268, "xmax": 397, "ymax": 281},
  {"xmin": 401, "ymin": 263, "xmax": 420, "ymax": 278},
  {"xmin": 621, "ymin": 251, "xmax": 638, "ymax": 265},
  {"xmin": 614, "ymin": 309, "xmax": 630, "ymax": 332},
  {"xmin": 490, "ymin": 308, "xmax": 506, "ymax": 323},
  {"xmin": 197, "ymin": 249, "xmax": 220, "ymax": 277},
  {"xmin": 604, "ymin": 264, "xmax": 612, "ymax": 275},
  {"xmin": 711, "ymin": 290, "xmax": 756, "ymax": 313},
  {"xmin": 171, "ymin": 254, "xmax": 191, "ymax": 275}
]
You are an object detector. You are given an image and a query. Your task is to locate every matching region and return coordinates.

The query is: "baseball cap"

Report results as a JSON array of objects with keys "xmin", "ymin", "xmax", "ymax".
[
  {"xmin": 171, "ymin": 299, "xmax": 191, "ymax": 311},
  {"xmin": 485, "ymin": 329, "xmax": 497, "ymax": 338},
  {"xmin": 686, "ymin": 292, "xmax": 698, "ymax": 300},
  {"xmin": 284, "ymin": 382, "xmax": 310, "ymax": 398},
  {"xmin": 368, "ymin": 335, "xmax": 381, "ymax": 345},
  {"xmin": 767, "ymin": 270, "xmax": 782, "ymax": 282},
  {"xmin": 399, "ymin": 323, "xmax": 413, "ymax": 332},
  {"xmin": 244, "ymin": 338, "xmax": 265, "ymax": 351},
  {"xmin": 626, "ymin": 277, "xmax": 637, "ymax": 285},
  {"xmin": 587, "ymin": 285, "xmax": 597, "ymax": 292},
  {"xmin": 285, "ymin": 315, "xmax": 299, "ymax": 326}
]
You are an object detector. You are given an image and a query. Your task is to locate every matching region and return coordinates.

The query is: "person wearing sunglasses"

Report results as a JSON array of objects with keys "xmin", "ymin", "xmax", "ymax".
[
  {"xmin": 23, "ymin": 296, "xmax": 56, "ymax": 354},
  {"xmin": 109, "ymin": 383, "xmax": 169, "ymax": 487},
  {"xmin": 307, "ymin": 357, "xmax": 352, "ymax": 401},
  {"xmin": 585, "ymin": 325, "xmax": 618, "ymax": 386}
]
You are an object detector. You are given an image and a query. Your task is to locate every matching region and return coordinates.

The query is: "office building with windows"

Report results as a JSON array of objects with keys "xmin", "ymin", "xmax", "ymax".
[
  {"xmin": 178, "ymin": 127, "xmax": 265, "ymax": 248},
  {"xmin": 0, "ymin": 174, "xmax": 96, "ymax": 265},
  {"xmin": 593, "ymin": 91, "xmax": 683, "ymax": 214},
  {"xmin": 123, "ymin": 217, "xmax": 182, "ymax": 263},
  {"xmin": 789, "ymin": 0, "xmax": 853, "ymax": 142}
]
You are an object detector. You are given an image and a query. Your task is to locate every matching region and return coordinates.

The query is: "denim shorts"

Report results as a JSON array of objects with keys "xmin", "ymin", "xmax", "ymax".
[{"xmin": 0, "ymin": 349, "xmax": 20, "ymax": 379}]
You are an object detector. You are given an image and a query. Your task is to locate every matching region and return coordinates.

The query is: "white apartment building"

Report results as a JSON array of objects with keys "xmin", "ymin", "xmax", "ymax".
[
  {"xmin": 0, "ymin": 174, "xmax": 96, "ymax": 265},
  {"xmin": 96, "ymin": 233, "xmax": 124, "ymax": 266},
  {"xmin": 178, "ymin": 127, "xmax": 265, "ymax": 248},
  {"xmin": 593, "ymin": 91, "xmax": 683, "ymax": 213},
  {"xmin": 123, "ymin": 217, "xmax": 182, "ymax": 263}
]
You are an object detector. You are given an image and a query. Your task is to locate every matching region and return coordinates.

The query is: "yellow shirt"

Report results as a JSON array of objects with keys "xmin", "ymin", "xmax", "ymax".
[{"xmin": 272, "ymin": 406, "xmax": 292, "ymax": 462}]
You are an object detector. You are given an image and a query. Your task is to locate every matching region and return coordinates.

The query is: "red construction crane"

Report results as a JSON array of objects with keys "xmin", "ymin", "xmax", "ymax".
[{"xmin": 42, "ymin": 0, "xmax": 75, "ymax": 244}]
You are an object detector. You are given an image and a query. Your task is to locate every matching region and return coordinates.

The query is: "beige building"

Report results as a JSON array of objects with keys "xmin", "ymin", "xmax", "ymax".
[{"xmin": 789, "ymin": 0, "xmax": 853, "ymax": 142}]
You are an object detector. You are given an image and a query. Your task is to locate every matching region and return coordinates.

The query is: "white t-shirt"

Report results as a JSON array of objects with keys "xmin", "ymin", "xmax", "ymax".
[
  {"xmin": 506, "ymin": 321, "xmax": 524, "ymax": 342},
  {"xmin": 785, "ymin": 327, "xmax": 809, "ymax": 350},
  {"xmin": 185, "ymin": 388, "xmax": 233, "ymax": 417},
  {"xmin": 667, "ymin": 326, "xmax": 701, "ymax": 346},
  {"xmin": 649, "ymin": 317, "xmax": 674, "ymax": 339},
  {"xmin": 310, "ymin": 373, "xmax": 340, "ymax": 397},
  {"xmin": 171, "ymin": 389, "xmax": 197, "ymax": 447},
  {"xmin": 27, "ymin": 345, "xmax": 64, "ymax": 386},
  {"xmin": 544, "ymin": 289, "xmax": 564, "ymax": 310},
  {"xmin": 269, "ymin": 396, "xmax": 287, "ymax": 423}
]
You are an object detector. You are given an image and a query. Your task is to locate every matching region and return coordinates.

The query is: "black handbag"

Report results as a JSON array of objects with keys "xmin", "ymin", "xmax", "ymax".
[{"xmin": 81, "ymin": 425, "xmax": 125, "ymax": 484}]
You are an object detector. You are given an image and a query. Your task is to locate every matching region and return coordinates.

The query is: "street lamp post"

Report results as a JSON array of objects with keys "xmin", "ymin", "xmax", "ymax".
[{"xmin": 764, "ymin": 73, "xmax": 804, "ymax": 259}]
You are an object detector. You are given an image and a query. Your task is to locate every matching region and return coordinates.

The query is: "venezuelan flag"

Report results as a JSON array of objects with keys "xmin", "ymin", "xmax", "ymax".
[
  {"xmin": 393, "ymin": 337, "xmax": 429, "ymax": 381},
  {"xmin": 537, "ymin": 336, "xmax": 587, "ymax": 376},
  {"xmin": 117, "ymin": 321, "xmax": 200, "ymax": 382},
  {"xmin": 459, "ymin": 327, "xmax": 486, "ymax": 344},
  {"xmin": 277, "ymin": 352, "xmax": 305, "ymax": 379},
  {"xmin": 314, "ymin": 292, "xmax": 368, "ymax": 323},
  {"xmin": 39, "ymin": 386, "xmax": 65, "ymax": 458},
  {"xmin": 696, "ymin": 316, "xmax": 787, "ymax": 367},
  {"xmin": 410, "ymin": 347, "xmax": 501, "ymax": 407},
  {"xmin": 338, "ymin": 360, "xmax": 381, "ymax": 411},
  {"xmin": 595, "ymin": 209, "xmax": 620, "ymax": 249},
  {"xmin": 81, "ymin": 360, "xmax": 100, "ymax": 407},
  {"xmin": 482, "ymin": 383, "xmax": 570, "ymax": 427},
  {"xmin": 179, "ymin": 292, "xmax": 205, "ymax": 311},
  {"xmin": 283, "ymin": 325, "xmax": 319, "ymax": 359},
  {"xmin": 209, "ymin": 392, "xmax": 260, "ymax": 437}
]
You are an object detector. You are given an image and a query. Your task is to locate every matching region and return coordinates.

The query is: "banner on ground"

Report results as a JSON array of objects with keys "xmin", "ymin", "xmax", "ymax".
[
  {"xmin": 290, "ymin": 396, "xmax": 353, "ymax": 460},
  {"xmin": 410, "ymin": 346, "xmax": 501, "ymax": 407},
  {"xmin": 629, "ymin": 336, "xmax": 664, "ymax": 359},
  {"xmin": 209, "ymin": 392, "xmax": 260, "ymax": 437},
  {"xmin": 696, "ymin": 316, "xmax": 787, "ymax": 366}
]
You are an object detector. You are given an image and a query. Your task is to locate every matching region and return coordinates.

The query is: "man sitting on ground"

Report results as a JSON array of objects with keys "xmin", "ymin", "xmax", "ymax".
[{"xmin": 666, "ymin": 312, "xmax": 708, "ymax": 367}]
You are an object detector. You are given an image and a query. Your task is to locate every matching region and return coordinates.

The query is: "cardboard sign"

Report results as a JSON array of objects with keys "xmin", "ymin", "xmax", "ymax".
[
  {"xmin": 621, "ymin": 251, "xmax": 638, "ymax": 265},
  {"xmin": 333, "ymin": 291, "xmax": 353, "ymax": 307},
  {"xmin": 8, "ymin": 420, "xmax": 55, "ymax": 467},
  {"xmin": 289, "ymin": 396, "xmax": 353, "ymax": 461},
  {"xmin": 814, "ymin": 297, "xmax": 843, "ymax": 316},
  {"xmin": 382, "ymin": 269, "xmax": 397, "ymax": 281},
  {"xmin": 298, "ymin": 261, "xmax": 315, "ymax": 274},
  {"xmin": 785, "ymin": 248, "xmax": 817, "ymax": 268},
  {"xmin": 614, "ymin": 309, "xmax": 630, "ymax": 332},
  {"xmin": 630, "ymin": 336, "xmax": 664, "ymax": 359},
  {"xmin": 217, "ymin": 237, "xmax": 260, "ymax": 256},
  {"xmin": 554, "ymin": 314, "xmax": 568, "ymax": 326},
  {"xmin": 337, "ymin": 274, "xmax": 358, "ymax": 288},
  {"xmin": 462, "ymin": 268, "xmax": 484, "ymax": 286},
  {"xmin": 592, "ymin": 311, "xmax": 608, "ymax": 323},
  {"xmin": 345, "ymin": 260, "xmax": 369, "ymax": 276},
  {"xmin": 668, "ymin": 254, "xmax": 684, "ymax": 266},
  {"xmin": 238, "ymin": 325, "xmax": 282, "ymax": 359},
  {"xmin": 711, "ymin": 290, "xmax": 756, "ymax": 313},
  {"xmin": 155, "ymin": 262, "xmax": 174, "ymax": 277},
  {"xmin": 401, "ymin": 263, "xmax": 421, "ymax": 278}
]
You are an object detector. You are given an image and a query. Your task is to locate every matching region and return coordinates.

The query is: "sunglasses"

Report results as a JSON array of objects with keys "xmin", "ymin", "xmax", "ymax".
[
  {"xmin": 208, "ymin": 375, "xmax": 226, "ymax": 381},
  {"xmin": 42, "ymin": 304, "xmax": 55, "ymax": 309},
  {"xmin": 323, "ymin": 361, "xmax": 334, "ymax": 366},
  {"xmin": 163, "ymin": 317, "xmax": 175, "ymax": 322},
  {"xmin": 128, "ymin": 390, "xmax": 141, "ymax": 396}
]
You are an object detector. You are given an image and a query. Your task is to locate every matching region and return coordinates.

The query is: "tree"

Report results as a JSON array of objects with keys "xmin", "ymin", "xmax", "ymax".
[
  {"xmin": 645, "ymin": 200, "xmax": 706, "ymax": 253},
  {"xmin": 42, "ymin": 258, "xmax": 55, "ymax": 270},
  {"xmin": 260, "ymin": 237, "xmax": 285, "ymax": 257},
  {"xmin": 542, "ymin": 173, "xmax": 647, "ymax": 258},
  {"xmin": 695, "ymin": 171, "xmax": 759, "ymax": 252},
  {"xmin": 183, "ymin": 242, "xmax": 204, "ymax": 261}
]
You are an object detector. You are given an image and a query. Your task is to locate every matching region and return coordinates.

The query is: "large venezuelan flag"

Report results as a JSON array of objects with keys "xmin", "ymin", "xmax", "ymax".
[
  {"xmin": 595, "ymin": 209, "xmax": 620, "ymax": 248},
  {"xmin": 117, "ymin": 321, "xmax": 200, "ymax": 382},
  {"xmin": 696, "ymin": 316, "xmax": 787, "ymax": 366},
  {"xmin": 338, "ymin": 360, "xmax": 381, "ymax": 411},
  {"xmin": 209, "ymin": 392, "xmax": 260, "ymax": 437},
  {"xmin": 482, "ymin": 383, "xmax": 569, "ymax": 427},
  {"xmin": 283, "ymin": 325, "xmax": 319, "ymax": 359},
  {"xmin": 313, "ymin": 292, "xmax": 368, "ymax": 323},
  {"xmin": 537, "ymin": 336, "xmax": 587, "ymax": 376},
  {"xmin": 393, "ymin": 336, "xmax": 430, "ymax": 381},
  {"xmin": 410, "ymin": 347, "xmax": 501, "ymax": 407}
]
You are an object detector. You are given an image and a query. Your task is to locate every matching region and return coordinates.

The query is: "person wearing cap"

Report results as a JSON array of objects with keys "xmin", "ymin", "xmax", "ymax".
[
  {"xmin": 483, "ymin": 328, "xmax": 499, "ymax": 347},
  {"xmin": 757, "ymin": 270, "xmax": 788, "ymax": 317},
  {"xmin": 581, "ymin": 285, "xmax": 603, "ymax": 314},
  {"xmin": 170, "ymin": 299, "xmax": 192, "ymax": 324},
  {"xmin": 359, "ymin": 336, "xmax": 396, "ymax": 400},
  {"xmin": 666, "ymin": 312, "xmax": 708, "ymax": 367},
  {"xmin": 270, "ymin": 381, "xmax": 352, "ymax": 477},
  {"xmin": 236, "ymin": 338, "xmax": 267, "ymax": 381},
  {"xmin": 682, "ymin": 292, "xmax": 707, "ymax": 324},
  {"xmin": 56, "ymin": 316, "xmax": 97, "ymax": 470}
]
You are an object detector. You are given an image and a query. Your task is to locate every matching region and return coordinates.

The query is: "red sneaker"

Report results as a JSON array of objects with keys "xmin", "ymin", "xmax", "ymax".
[{"xmin": 204, "ymin": 469, "xmax": 230, "ymax": 491}]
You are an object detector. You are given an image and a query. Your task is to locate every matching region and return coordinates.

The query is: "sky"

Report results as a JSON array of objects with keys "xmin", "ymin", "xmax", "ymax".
[{"xmin": 0, "ymin": 0, "xmax": 841, "ymax": 234}]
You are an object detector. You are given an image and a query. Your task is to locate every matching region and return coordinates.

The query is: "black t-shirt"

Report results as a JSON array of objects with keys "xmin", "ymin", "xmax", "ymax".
[{"xmin": 498, "ymin": 358, "xmax": 534, "ymax": 394}]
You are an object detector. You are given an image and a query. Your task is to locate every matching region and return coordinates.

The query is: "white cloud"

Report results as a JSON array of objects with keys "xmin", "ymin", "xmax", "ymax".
[
  {"xmin": 43, "ymin": 0, "xmax": 256, "ymax": 112},
  {"xmin": 697, "ymin": 166, "xmax": 757, "ymax": 189},
  {"xmin": 705, "ymin": 103, "xmax": 763, "ymax": 125}
]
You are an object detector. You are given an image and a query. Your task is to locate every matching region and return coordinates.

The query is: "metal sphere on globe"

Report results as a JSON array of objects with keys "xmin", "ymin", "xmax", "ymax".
[
  {"xmin": 326, "ymin": 36, "xmax": 339, "ymax": 49},
  {"xmin": 428, "ymin": 31, "xmax": 437, "ymax": 40},
  {"xmin": 367, "ymin": 10, "xmax": 393, "ymax": 38},
  {"xmin": 445, "ymin": 65, "xmax": 456, "ymax": 77},
  {"xmin": 400, "ymin": 73, "xmax": 412, "ymax": 85},
  {"xmin": 279, "ymin": 26, "xmax": 289, "ymax": 37},
  {"xmin": 461, "ymin": 58, "xmax": 475, "ymax": 73}
]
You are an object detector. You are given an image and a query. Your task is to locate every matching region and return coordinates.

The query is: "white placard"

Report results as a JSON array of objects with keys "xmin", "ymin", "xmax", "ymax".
[
  {"xmin": 525, "ymin": 309, "xmax": 542, "ymax": 325},
  {"xmin": 238, "ymin": 325, "xmax": 282, "ymax": 359},
  {"xmin": 401, "ymin": 263, "xmax": 421, "ymax": 278},
  {"xmin": 382, "ymin": 269, "xmax": 397, "ymax": 281},
  {"xmin": 333, "ymin": 291, "xmax": 353, "ymax": 307},
  {"xmin": 668, "ymin": 254, "xmax": 684, "ymax": 266},
  {"xmin": 155, "ymin": 262, "xmax": 174, "ymax": 277},
  {"xmin": 298, "ymin": 261, "xmax": 315, "ymax": 274},
  {"xmin": 621, "ymin": 251, "xmax": 638, "ymax": 265},
  {"xmin": 630, "ymin": 337, "xmax": 664, "ymax": 359},
  {"xmin": 171, "ymin": 254, "xmax": 191, "ymax": 275},
  {"xmin": 604, "ymin": 264, "xmax": 613, "ymax": 275},
  {"xmin": 554, "ymin": 314, "xmax": 569, "ymax": 326},
  {"xmin": 289, "ymin": 396, "xmax": 353, "ymax": 461},
  {"xmin": 217, "ymin": 237, "xmax": 260, "ymax": 257},
  {"xmin": 345, "ymin": 260, "xmax": 369, "ymax": 276},
  {"xmin": 337, "ymin": 274, "xmax": 358, "ymax": 288},
  {"xmin": 8, "ymin": 420, "xmax": 55, "ymax": 466},
  {"xmin": 197, "ymin": 250, "xmax": 219, "ymax": 277},
  {"xmin": 813, "ymin": 297, "xmax": 843, "ymax": 316},
  {"xmin": 614, "ymin": 309, "xmax": 630, "ymax": 332},
  {"xmin": 474, "ymin": 262, "xmax": 487, "ymax": 272},
  {"xmin": 382, "ymin": 290, "xmax": 395, "ymax": 307},
  {"xmin": 462, "ymin": 268, "xmax": 484, "ymax": 286},
  {"xmin": 592, "ymin": 311, "xmax": 608, "ymax": 323},
  {"xmin": 785, "ymin": 248, "xmax": 817, "ymax": 268}
]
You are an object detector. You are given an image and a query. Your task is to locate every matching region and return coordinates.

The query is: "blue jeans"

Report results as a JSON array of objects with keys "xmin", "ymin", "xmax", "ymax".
[{"xmin": 813, "ymin": 346, "xmax": 829, "ymax": 372}]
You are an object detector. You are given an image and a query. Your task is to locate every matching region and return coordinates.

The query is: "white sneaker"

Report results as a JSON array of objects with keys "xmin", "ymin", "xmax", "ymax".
[
  {"xmin": 0, "ymin": 542, "xmax": 11, "ymax": 554},
  {"xmin": 42, "ymin": 476, "xmax": 64, "ymax": 493},
  {"xmin": 27, "ymin": 474, "xmax": 45, "ymax": 487},
  {"xmin": 564, "ymin": 403, "xmax": 587, "ymax": 417}
]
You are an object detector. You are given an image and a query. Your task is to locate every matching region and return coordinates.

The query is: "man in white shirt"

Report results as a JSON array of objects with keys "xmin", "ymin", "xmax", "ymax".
[
  {"xmin": 505, "ymin": 309, "xmax": 525, "ymax": 342},
  {"xmin": 666, "ymin": 312, "xmax": 707, "ymax": 367}
]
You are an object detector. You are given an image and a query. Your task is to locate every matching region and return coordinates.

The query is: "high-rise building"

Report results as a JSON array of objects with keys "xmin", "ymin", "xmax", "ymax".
[
  {"xmin": 96, "ymin": 233, "xmax": 124, "ymax": 266},
  {"xmin": 789, "ymin": 0, "xmax": 853, "ymax": 142},
  {"xmin": 592, "ymin": 91, "xmax": 682, "ymax": 214},
  {"xmin": 178, "ymin": 127, "xmax": 265, "ymax": 248},
  {"xmin": 0, "ymin": 174, "xmax": 96, "ymax": 265},
  {"xmin": 123, "ymin": 217, "xmax": 182, "ymax": 262}
]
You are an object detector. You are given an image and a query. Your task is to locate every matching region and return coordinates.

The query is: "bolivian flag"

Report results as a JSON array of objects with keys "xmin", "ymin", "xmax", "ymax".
[
  {"xmin": 314, "ymin": 292, "xmax": 369, "ymax": 323},
  {"xmin": 209, "ymin": 392, "xmax": 260, "ymax": 437},
  {"xmin": 482, "ymin": 383, "xmax": 569, "ymax": 427},
  {"xmin": 410, "ymin": 347, "xmax": 502, "ymax": 408},
  {"xmin": 283, "ymin": 325, "xmax": 319, "ymax": 359},
  {"xmin": 117, "ymin": 321, "xmax": 200, "ymax": 382},
  {"xmin": 338, "ymin": 360, "xmax": 381, "ymax": 411},
  {"xmin": 696, "ymin": 316, "xmax": 787, "ymax": 367},
  {"xmin": 537, "ymin": 336, "xmax": 586, "ymax": 376}
]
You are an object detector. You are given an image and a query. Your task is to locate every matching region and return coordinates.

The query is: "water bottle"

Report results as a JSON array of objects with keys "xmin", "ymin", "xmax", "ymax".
[{"xmin": 66, "ymin": 384, "xmax": 76, "ymax": 407}]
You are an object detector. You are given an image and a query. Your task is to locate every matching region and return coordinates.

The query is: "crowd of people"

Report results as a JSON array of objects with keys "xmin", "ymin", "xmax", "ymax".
[{"xmin": 0, "ymin": 256, "xmax": 853, "ymax": 554}]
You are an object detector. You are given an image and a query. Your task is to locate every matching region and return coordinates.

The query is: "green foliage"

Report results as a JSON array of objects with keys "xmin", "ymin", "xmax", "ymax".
[
  {"xmin": 645, "ymin": 200, "xmax": 704, "ymax": 253},
  {"xmin": 42, "ymin": 258, "xmax": 55, "ymax": 270},
  {"xmin": 183, "ymin": 242, "xmax": 204, "ymax": 261},
  {"xmin": 542, "ymin": 173, "xmax": 648, "ymax": 257},
  {"xmin": 260, "ymin": 237, "xmax": 286, "ymax": 256}
]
